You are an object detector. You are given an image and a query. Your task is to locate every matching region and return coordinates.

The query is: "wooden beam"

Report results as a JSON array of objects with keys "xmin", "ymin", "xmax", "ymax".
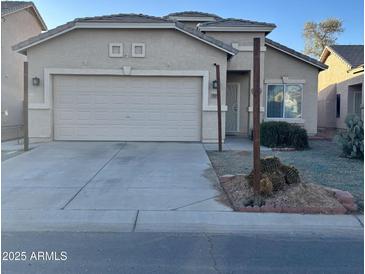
[
  {"xmin": 23, "ymin": 62, "xmax": 29, "ymax": 151},
  {"xmin": 214, "ymin": 63, "xmax": 222, "ymax": 152},
  {"xmin": 252, "ymin": 38, "xmax": 261, "ymax": 193}
]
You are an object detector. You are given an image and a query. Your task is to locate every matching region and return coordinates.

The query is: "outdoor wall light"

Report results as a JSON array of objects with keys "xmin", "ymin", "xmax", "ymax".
[
  {"xmin": 32, "ymin": 77, "xmax": 40, "ymax": 86},
  {"xmin": 212, "ymin": 80, "xmax": 218, "ymax": 89}
]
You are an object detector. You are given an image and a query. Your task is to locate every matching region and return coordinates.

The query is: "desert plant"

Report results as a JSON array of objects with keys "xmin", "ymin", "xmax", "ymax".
[
  {"xmin": 335, "ymin": 114, "xmax": 364, "ymax": 159},
  {"xmin": 260, "ymin": 121, "xmax": 309, "ymax": 150}
]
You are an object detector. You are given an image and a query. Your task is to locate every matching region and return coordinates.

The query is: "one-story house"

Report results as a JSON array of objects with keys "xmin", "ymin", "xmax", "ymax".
[
  {"xmin": 1, "ymin": 1, "xmax": 47, "ymax": 140},
  {"xmin": 318, "ymin": 45, "xmax": 364, "ymax": 130},
  {"xmin": 13, "ymin": 11, "xmax": 327, "ymax": 142}
]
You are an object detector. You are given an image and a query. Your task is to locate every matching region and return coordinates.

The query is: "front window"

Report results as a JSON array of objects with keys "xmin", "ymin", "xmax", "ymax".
[{"xmin": 266, "ymin": 84, "xmax": 302, "ymax": 119}]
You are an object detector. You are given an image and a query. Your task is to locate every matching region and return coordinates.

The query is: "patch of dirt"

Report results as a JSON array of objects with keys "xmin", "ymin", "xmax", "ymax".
[{"xmin": 222, "ymin": 175, "xmax": 344, "ymax": 210}]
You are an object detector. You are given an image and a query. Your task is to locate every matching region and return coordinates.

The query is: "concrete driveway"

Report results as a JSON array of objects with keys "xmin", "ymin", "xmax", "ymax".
[{"xmin": 2, "ymin": 142, "xmax": 230, "ymax": 213}]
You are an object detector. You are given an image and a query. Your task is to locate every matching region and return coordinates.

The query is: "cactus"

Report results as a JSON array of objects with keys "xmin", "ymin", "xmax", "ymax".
[
  {"xmin": 246, "ymin": 157, "xmax": 301, "ymax": 195},
  {"xmin": 281, "ymin": 165, "xmax": 300, "ymax": 185},
  {"xmin": 260, "ymin": 156, "xmax": 281, "ymax": 173},
  {"xmin": 335, "ymin": 114, "xmax": 364, "ymax": 159}
]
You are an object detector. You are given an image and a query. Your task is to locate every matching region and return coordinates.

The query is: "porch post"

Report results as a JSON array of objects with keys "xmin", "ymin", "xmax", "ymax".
[
  {"xmin": 23, "ymin": 61, "xmax": 29, "ymax": 151},
  {"xmin": 214, "ymin": 63, "xmax": 223, "ymax": 152},
  {"xmin": 252, "ymin": 38, "xmax": 261, "ymax": 194}
]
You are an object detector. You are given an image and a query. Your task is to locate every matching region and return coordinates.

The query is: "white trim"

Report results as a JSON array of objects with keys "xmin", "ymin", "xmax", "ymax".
[
  {"xmin": 15, "ymin": 22, "xmax": 236, "ymax": 55},
  {"xmin": 264, "ymin": 79, "xmax": 306, "ymax": 84},
  {"xmin": 264, "ymin": 117, "xmax": 305, "ymax": 123},
  {"xmin": 265, "ymin": 83, "xmax": 304, "ymax": 120},
  {"xmin": 76, "ymin": 22, "xmax": 176, "ymax": 29},
  {"xmin": 198, "ymin": 26, "xmax": 275, "ymax": 32},
  {"xmin": 31, "ymin": 68, "xmax": 226, "ymax": 112},
  {"xmin": 169, "ymin": 16, "xmax": 217, "ymax": 22},
  {"xmin": 131, "ymin": 43, "xmax": 145, "ymax": 57},
  {"xmin": 16, "ymin": 25, "xmax": 77, "ymax": 54},
  {"xmin": 231, "ymin": 44, "xmax": 266, "ymax": 52},
  {"xmin": 226, "ymin": 82, "xmax": 240, "ymax": 133},
  {"xmin": 109, "ymin": 43, "xmax": 124, "ymax": 57},
  {"xmin": 266, "ymin": 43, "xmax": 325, "ymax": 70},
  {"xmin": 248, "ymin": 106, "xmax": 265, "ymax": 112}
]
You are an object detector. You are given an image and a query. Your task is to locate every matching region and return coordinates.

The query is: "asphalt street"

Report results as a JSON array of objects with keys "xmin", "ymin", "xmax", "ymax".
[{"xmin": 2, "ymin": 231, "xmax": 363, "ymax": 274}]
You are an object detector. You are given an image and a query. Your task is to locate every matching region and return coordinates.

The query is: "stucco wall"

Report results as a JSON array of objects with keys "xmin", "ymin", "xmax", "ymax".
[
  {"xmin": 1, "ymin": 9, "xmax": 43, "ymax": 140},
  {"xmin": 336, "ymin": 74, "xmax": 364, "ymax": 129},
  {"xmin": 264, "ymin": 46, "xmax": 320, "ymax": 135},
  {"xmin": 26, "ymin": 28, "xmax": 228, "ymax": 142},
  {"xmin": 318, "ymin": 51, "xmax": 364, "ymax": 129}
]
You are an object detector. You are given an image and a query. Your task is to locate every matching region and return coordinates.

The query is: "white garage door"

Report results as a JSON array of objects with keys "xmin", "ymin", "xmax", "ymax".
[{"xmin": 53, "ymin": 75, "xmax": 202, "ymax": 141}]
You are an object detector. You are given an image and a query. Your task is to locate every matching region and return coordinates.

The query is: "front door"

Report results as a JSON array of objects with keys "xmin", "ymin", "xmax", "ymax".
[{"xmin": 226, "ymin": 83, "xmax": 240, "ymax": 133}]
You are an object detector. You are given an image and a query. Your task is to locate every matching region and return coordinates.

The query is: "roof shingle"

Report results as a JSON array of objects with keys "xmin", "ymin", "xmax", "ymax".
[
  {"xmin": 13, "ymin": 13, "xmax": 238, "ymax": 55},
  {"xmin": 199, "ymin": 18, "xmax": 276, "ymax": 28},
  {"xmin": 166, "ymin": 11, "xmax": 221, "ymax": 19},
  {"xmin": 265, "ymin": 38, "xmax": 327, "ymax": 70},
  {"xmin": 329, "ymin": 45, "xmax": 364, "ymax": 68}
]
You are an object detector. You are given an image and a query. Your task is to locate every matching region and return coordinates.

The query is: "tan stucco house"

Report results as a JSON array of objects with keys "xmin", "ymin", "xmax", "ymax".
[
  {"xmin": 1, "ymin": 1, "xmax": 47, "ymax": 140},
  {"xmin": 12, "ymin": 11, "xmax": 326, "ymax": 143},
  {"xmin": 318, "ymin": 45, "xmax": 364, "ymax": 130}
]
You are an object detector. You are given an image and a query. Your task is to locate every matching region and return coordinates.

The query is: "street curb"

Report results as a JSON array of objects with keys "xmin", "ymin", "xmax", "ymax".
[{"xmin": 3, "ymin": 209, "xmax": 363, "ymax": 234}]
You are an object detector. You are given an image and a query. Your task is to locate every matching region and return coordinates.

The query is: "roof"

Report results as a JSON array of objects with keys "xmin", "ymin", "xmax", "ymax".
[
  {"xmin": 199, "ymin": 18, "xmax": 276, "ymax": 28},
  {"xmin": 198, "ymin": 18, "xmax": 276, "ymax": 33},
  {"xmin": 165, "ymin": 11, "xmax": 221, "ymax": 19},
  {"xmin": 13, "ymin": 13, "xmax": 238, "ymax": 56},
  {"xmin": 325, "ymin": 45, "xmax": 364, "ymax": 68},
  {"xmin": 1, "ymin": 1, "xmax": 47, "ymax": 30},
  {"xmin": 265, "ymin": 38, "xmax": 327, "ymax": 70}
]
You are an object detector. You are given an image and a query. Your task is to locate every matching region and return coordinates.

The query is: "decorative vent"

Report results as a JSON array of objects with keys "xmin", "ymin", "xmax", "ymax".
[
  {"xmin": 109, "ymin": 43, "xmax": 123, "ymax": 57},
  {"xmin": 132, "ymin": 43, "xmax": 145, "ymax": 58}
]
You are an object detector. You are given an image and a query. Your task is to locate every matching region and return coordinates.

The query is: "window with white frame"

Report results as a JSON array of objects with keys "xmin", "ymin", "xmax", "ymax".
[
  {"xmin": 266, "ymin": 84, "xmax": 303, "ymax": 119},
  {"xmin": 132, "ymin": 43, "xmax": 145, "ymax": 57},
  {"xmin": 109, "ymin": 43, "xmax": 123, "ymax": 57}
]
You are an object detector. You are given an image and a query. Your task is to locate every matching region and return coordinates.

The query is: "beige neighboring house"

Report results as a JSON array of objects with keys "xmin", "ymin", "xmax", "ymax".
[
  {"xmin": 318, "ymin": 45, "xmax": 364, "ymax": 130},
  {"xmin": 1, "ymin": 1, "xmax": 46, "ymax": 140},
  {"xmin": 12, "ymin": 11, "xmax": 326, "ymax": 143}
]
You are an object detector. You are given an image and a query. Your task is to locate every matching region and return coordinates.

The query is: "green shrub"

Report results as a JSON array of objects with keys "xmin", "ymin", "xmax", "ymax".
[
  {"xmin": 260, "ymin": 121, "xmax": 309, "ymax": 150},
  {"xmin": 335, "ymin": 114, "xmax": 364, "ymax": 159}
]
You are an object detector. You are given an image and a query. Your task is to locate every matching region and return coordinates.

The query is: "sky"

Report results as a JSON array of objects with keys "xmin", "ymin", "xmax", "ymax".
[{"xmin": 31, "ymin": 0, "xmax": 363, "ymax": 52}]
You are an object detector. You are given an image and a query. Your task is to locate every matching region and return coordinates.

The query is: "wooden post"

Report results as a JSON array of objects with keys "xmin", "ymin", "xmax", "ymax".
[
  {"xmin": 252, "ymin": 38, "xmax": 261, "ymax": 194},
  {"xmin": 214, "ymin": 63, "xmax": 222, "ymax": 152},
  {"xmin": 23, "ymin": 62, "xmax": 29, "ymax": 151}
]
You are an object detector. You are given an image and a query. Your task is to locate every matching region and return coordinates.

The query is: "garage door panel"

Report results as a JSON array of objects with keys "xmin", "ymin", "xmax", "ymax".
[{"xmin": 54, "ymin": 75, "xmax": 201, "ymax": 141}]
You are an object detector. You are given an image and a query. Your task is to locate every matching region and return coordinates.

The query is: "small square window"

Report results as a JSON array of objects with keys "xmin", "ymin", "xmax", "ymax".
[
  {"xmin": 109, "ymin": 43, "xmax": 123, "ymax": 57},
  {"xmin": 132, "ymin": 43, "xmax": 145, "ymax": 58}
]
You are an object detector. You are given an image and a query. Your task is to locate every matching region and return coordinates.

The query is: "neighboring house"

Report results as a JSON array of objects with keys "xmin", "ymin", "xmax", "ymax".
[
  {"xmin": 318, "ymin": 45, "xmax": 364, "ymax": 130},
  {"xmin": 1, "ymin": 1, "xmax": 47, "ymax": 141},
  {"xmin": 12, "ymin": 11, "xmax": 326, "ymax": 143}
]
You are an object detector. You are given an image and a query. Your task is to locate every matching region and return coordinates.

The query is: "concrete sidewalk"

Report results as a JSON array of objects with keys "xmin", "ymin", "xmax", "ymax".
[{"xmin": 3, "ymin": 209, "xmax": 363, "ymax": 235}]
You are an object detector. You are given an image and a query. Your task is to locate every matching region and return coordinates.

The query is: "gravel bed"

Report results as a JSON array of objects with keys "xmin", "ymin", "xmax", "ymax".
[{"xmin": 207, "ymin": 140, "xmax": 364, "ymax": 212}]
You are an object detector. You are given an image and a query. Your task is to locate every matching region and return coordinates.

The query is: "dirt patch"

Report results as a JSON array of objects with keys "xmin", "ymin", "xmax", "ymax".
[{"xmin": 220, "ymin": 175, "xmax": 349, "ymax": 214}]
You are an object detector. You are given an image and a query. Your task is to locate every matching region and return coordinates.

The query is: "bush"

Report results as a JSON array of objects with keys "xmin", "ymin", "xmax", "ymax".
[
  {"xmin": 260, "ymin": 121, "xmax": 309, "ymax": 150},
  {"xmin": 335, "ymin": 114, "xmax": 364, "ymax": 159}
]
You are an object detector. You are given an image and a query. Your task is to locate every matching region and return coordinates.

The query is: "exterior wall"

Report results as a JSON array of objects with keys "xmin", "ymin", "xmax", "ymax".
[
  {"xmin": 336, "ymin": 74, "xmax": 364, "ymax": 129},
  {"xmin": 227, "ymin": 71, "xmax": 250, "ymax": 135},
  {"xmin": 207, "ymin": 32, "xmax": 266, "ymax": 129},
  {"xmin": 1, "ymin": 9, "xmax": 43, "ymax": 140},
  {"xmin": 26, "ymin": 28, "xmax": 228, "ymax": 142},
  {"xmin": 318, "ymin": 84, "xmax": 337, "ymax": 128},
  {"xmin": 264, "ymin": 46, "xmax": 320, "ymax": 135},
  {"xmin": 318, "ymin": 51, "xmax": 364, "ymax": 129},
  {"xmin": 318, "ymin": 52, "xmax": 354, "ymax": 91}
]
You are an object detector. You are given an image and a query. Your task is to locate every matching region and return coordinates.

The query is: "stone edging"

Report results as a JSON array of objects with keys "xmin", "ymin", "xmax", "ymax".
[{"xmin": 219, "ymin": 174, "xmax": 357, "ymax": 214}]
